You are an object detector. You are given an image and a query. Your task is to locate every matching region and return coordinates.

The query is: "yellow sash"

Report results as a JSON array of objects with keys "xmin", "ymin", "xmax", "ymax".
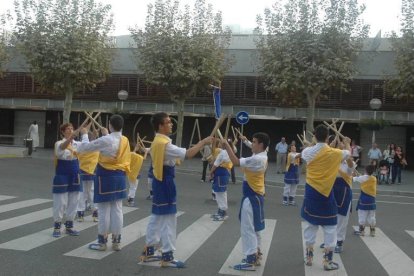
[
  {"xmin": 338, "ymin": 168, "xmax": 352, "ymax": 187},
  {"xmin": 98, "ymin": 136, "xmax": 131, "ymax": 172},
  {"xmin": 127, "ymin": 152, "xmax": 144, "ymax": 182},
  {"xmin": 78, "ymin": 151, "xmax": 99, "ymax": 175},
  {"xmin": 244, "ymin": 169, "xmax": 265, "ymax": 195},
  {"xmin": 361, "ymin": 175, "xmax": 377, "ymax": 197},
  {"xmin": 286, "ymin": 153, "xmax": 299, "ymax": 171},
  {"xmin": 54, "ymin": 141, "xmax": 76, "ymax": 167},
  {"xmin": 151, "ymin": 134, "xmax": 170, "ymax": 181},
  {"xmin": 306, "ymin": 145, "xmax": 343, "ymax": 197},
  {"xmin": 220, "ymin": 161, "xmax": 233, "ymax": 170}
]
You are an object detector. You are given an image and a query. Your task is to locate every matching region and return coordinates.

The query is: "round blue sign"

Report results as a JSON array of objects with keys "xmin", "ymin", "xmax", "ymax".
[{"xmin": 236, "ymin": 111, "xmax": 249, "ymax": 125}]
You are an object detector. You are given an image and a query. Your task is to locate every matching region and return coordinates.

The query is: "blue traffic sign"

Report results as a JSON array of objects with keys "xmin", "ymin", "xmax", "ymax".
[{"xmin": 236, "ymin": 111, "xmax": 249, "ymax": 125}]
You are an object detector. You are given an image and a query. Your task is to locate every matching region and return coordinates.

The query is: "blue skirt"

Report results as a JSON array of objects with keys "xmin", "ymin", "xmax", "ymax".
[
  {"xmin": 212, "ymin": 167, "xmax": 230, "ymax": 192},
  {"xmin": 152, "ymin": 166, "xmax": 177, "ymax": 215},
  {"xmin": 284, "ymin": 164, "xmax": 299, "ymax": 185},
  {"xmin": 53, "ymin": 159, "xmax": 81, "ymax": 193},
  {"xmin": 333, "ymin": 177, "xmax": 352, "ymax": 216},
  {"xmin": 80, "ymin": 169, "xmax": 96, "ymax": 181},
  {"xmin": 356, "ymin": 191, "xmax": 376, "ymax": 210},
  {"xmin": 301, "ymin": 184, "xmax": 337, "ymax": 226},
  {"xmin": 94, "ymin": 164, "xmax": 127, "ymax": 203},
  {"xmin": 239, "ymin": 181, "xmax": 265, "ymax": 232}
]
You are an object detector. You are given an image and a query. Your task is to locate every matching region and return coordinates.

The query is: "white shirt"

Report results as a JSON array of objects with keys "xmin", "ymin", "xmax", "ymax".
[
  {"xmin": 301, "ymin": 143, "xmax": 350, "ymax": 164},
  {"xmin": 288, "ymin": 152, "xmax": 298, "ymax": 164},
  {"xmin": 353, "ymin": 175, "xmax": 370, "ymax": 183},
  {"xmin": 240, "ymin": 151, "xmax": 268, "ymax": 172},
  {"xmin": 55, "ymin": 135, "xmax": 89, "ymax": 160},
  {"xmin": 77, "ymin": 132, "xmax": 122, "ymax": 158},
  {"xmin": 338, "ymin": 160, "xmax": 355, "ymax": 176},
  {"xmin": 151, "ymin": 133, "xmax": 186, "ymax": 166},
  {"xmin": 213, "ymin": 149, "xmax": 231, "ymax": 167}
]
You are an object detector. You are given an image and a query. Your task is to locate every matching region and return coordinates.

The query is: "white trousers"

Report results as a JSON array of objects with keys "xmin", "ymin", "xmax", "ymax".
[
  {"xmin": 78, "ymin": 180, "xmax": 95, "ymax": 211},
  {"xmin": 215, "ymin": 191, "xmax": 228, "ymax": 211},
  {"xmin": 337, "ymin": 204, "xmax": 351, "ymax": 242},
  {"xmin": 96, "ymin": 200, "xmax": 123, "ymax": 236},
  {"xmin": 358, "ymin": 210, "xmax": 376, "ymax": 226},
  {"xmin": 283, "ymin": 184, "xmax": 298, "ymax": 197},
  {"xmin": 146, "ymin": 214, "xmax": 177, "ymax": 253},
  {"xmin": 303, "ymin": 222, "xmax": 337, "ymax": 249},
  {"xmin": 128, "ymin": 179, "xmax": 139, "ymax": 199},
  {"xmin": 53, "ymin": 192, "xmax": 80, "ymax": 222},
  {"xmin": 241, "ymin": 198, "xmax": 262, "ymax": 256},
  {"xmin": 147, "ymin": 178, "xmax": 153, "ymax": 191}
]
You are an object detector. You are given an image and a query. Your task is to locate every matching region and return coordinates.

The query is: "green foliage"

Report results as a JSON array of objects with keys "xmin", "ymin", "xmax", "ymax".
[
  {"xmin": 359, "ymin": 118, "xmax": 390, "ymax": 131},
  {"xmin": 13, "ymin": 0, "xmax": 114, "ymax": 122},
  {"xmin": 130, "ymin": 0, "xmax": 232, "ymax": 101},
  {"xmin": 386, "ymin": 0, "xmax": 414, "ymax": 100},
  {"xmin": 130, "ymin": 0, "xmax": 232, "ymax": 145},
  {"xmin": 255, "ymin": 0, "xmax": 369, "ymax": 131},
  {"xmin": 0, "ymin": 13, "xmax": 11, "ymax": 78}
]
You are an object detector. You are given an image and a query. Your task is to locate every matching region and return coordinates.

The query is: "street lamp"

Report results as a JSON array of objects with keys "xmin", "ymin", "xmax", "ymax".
[
  {"xmin": 117, "ymin": 90, "xmax": 128, "ymax": 111},
  {"xmin": 369, "ymin": 98, "xmax": 382, "ymax": 143}
]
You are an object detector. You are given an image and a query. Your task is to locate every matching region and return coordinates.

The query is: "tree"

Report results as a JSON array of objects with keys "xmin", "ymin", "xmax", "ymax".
[
  {"xmin": 0, "ymin": 13, "xmax": 10, "ymax": 78},
  {"xmin": 13, "ymin": 0, "xmax": 114, "ymax": 123},
  {"xmin": 130, "ymin": 0, "xmax": 232, "ymax": 146},
  {"xmin": 386, "ymin": 0, "xmax": 414, "ymax": 99},
  {"xmin": 256, "ymin": 0, "xmax": 369, "ymax": 132}
]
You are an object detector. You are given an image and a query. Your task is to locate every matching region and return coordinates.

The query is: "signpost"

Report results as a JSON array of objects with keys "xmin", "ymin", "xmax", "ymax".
[{"xmin": 236, "ymin": 111, "xmax": 249, "ymax": 157}]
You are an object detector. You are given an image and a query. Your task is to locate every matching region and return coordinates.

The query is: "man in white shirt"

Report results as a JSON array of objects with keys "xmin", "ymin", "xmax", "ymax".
[{"xmin": 275, "ymin": 137, "xmax": 288, "ymax": 173}]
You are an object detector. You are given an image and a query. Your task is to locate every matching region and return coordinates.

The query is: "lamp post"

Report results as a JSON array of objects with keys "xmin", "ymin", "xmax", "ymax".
[
  {"xmin": 369, "ymin": 98, "xmax": 382, "ymax": 143},
  {"xmin": 117, "ymin": 90, "xmax": 128, "ymax": 111}
]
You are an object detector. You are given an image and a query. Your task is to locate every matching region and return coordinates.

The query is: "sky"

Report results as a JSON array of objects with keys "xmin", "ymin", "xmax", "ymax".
[{"xmin": 0, "ymin": 0, "xmax": 402, "ymax": 37}]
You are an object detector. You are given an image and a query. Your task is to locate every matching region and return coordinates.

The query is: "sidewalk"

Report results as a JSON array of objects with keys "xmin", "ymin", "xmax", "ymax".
[{"xmin": 25, "ymin": 149, "xmax": 414, "ymax": 197}]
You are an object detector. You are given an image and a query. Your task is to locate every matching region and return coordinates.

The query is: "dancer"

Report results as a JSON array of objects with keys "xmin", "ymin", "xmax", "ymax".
[
  {"xmin": 77, "ymin": 114, "xmax": 130, "ymax": 251},
  {"xmin": 300, "ymin": 125, "xmax": 350, "ymax": 271},
  {"xmin": 222, "ymin": 132, "xmax": 269, "ymax": 271},
  {"xmin": 139, "ymin": 112, "xmax": 212, "ymax": 268}
]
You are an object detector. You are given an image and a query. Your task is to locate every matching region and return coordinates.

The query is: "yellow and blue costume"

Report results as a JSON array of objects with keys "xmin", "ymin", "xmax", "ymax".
[
  {"xmin": 301, "ymin": 145, "xmax": 343, "ymax": 225},
  {"xmin": 95, "ymin": 136, "xmax": 130, "ymax": 203}
]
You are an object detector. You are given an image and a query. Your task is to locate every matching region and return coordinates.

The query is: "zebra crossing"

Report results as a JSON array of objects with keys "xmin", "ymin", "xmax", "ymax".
[{"xmin": 0, "ymin": 194, "xmax": 413, "ymax": 276}]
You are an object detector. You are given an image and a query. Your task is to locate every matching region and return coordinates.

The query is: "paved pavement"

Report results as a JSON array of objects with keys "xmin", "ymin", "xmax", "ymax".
[{"xmin": 22, "ymin": 148, "xmax": 414, "ymax": 197}]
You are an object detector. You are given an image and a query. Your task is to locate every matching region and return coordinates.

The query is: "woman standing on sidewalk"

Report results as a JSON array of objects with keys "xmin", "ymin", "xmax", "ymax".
[{"xmin": 392, "ymin": 146, "xmax": 406, "ymax": 185}]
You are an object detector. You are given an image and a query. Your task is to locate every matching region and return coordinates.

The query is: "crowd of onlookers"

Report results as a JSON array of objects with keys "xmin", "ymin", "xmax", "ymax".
[
  {"xmin": 202, "ymin": 136, "xmax": 408, "ymax": 186},
  {"xmin": 274, "ymin": 137, "xmax": 408, "ymax": 185},
  {"xmin": 367, "ymin": 143, "xmax": 407, "ymax": 185}
]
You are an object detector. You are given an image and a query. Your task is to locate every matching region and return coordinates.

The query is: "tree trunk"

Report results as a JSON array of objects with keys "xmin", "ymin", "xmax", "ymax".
[
  {"xmin": 305, "ymin": 91, "xmax": 316, "ymax": 134},
  {"xmin": 63, "ymin": 88, "xmax": 74, "ymax": 124},
  {"xmin": 175, "ymin": 98, "xmax": 185, "ymax": 147}
]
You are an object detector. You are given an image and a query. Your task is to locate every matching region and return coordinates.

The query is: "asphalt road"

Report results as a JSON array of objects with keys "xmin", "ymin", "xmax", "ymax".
[{"xmin": 0, "ymin": 156, "xmax": 414, "ymax": 276}]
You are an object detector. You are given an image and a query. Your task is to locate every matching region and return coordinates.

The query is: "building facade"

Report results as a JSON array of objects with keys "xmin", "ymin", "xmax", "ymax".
[{"xmin": 0, "ymin": 35, "xmax": 413, "ymax": 165}]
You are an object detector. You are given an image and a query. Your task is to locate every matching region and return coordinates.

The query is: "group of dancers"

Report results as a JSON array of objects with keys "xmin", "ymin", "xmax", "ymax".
[
  {"xmin": 52, "ymin": 112, "xmax": 269, "ymax": 270},
  {"xmin": 282, "ymin": 124, "xmax": 377, "ymax": 271},
  {"xmin": 52, "ymin": 112, "xmax": 377, "ymax": 272}
]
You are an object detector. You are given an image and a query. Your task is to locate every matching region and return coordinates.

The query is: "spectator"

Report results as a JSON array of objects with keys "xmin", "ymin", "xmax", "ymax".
[
  {"xmin": 392, "ymin": 146, "xmax": 406, "ymax": 185},
  {"xmin": 201, "ymin": 144, "xmax": 212, "ymax": 182},
  {"xmin": 350, "ymin": 140, "xmax": 362, "ymax": 166},
  {"xmin": 367, "ymin": 143, "xmax": 382, "ymax": 171},
  {"xmin": 275, "ymin": 137, "xmax": 288, "ymax": 174},
  {"xmin": 27, "ymin": 120, "xmax": 40, "ymax": 151},
  {"xmin": 228, "ymin": 138, "xmax": 237, "ymax": 184},
  {"xmin": 382, "ymin": 143, "xmax": 395, "ymax": 180}
]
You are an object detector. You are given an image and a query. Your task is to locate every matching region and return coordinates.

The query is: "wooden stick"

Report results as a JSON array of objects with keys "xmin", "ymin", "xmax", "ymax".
[
  {"xmin": 338, "ymin": 121, "xmax": 345, "ymax": 133},
  {"xmin": 224, "ymin": 115, "xmax": 231, "ymax": 139},
  {"xmin": 234, "ymin": 127, "xmax": 243, "ymax": 138},
  {"xmin": 84, "ymin": 111, "xmax": 104, "ymax": 129},
  {"xmin": 323, "ymin": 121, "xmax": 345, "ymax": 139},
  {"xmin": 296, "ymin": 134, "xmax": 305, "ymax": 145},
  {"xmin": 196, "ymin": 120, "xmax": 201, "ymax": 142},
  {"xmin": 217, "ymin": 129, "xmax": 224, "ymax": 140},
  {"xmin": 209, "ymin": 114, "xmax": 227, "ymax": 137}
]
